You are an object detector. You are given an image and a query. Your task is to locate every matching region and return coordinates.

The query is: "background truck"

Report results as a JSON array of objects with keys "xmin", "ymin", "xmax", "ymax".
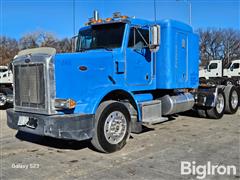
[
  {"xmin": 0, "ymin": 65, "xmax": 13, "ymax": 108},
  {"xmin": 199, "ymin": 59, "xmax": 240, "ymax": 86},
  {"xmin": 7, "ymin": 11, "xmax": 239, "ymax": 153}
]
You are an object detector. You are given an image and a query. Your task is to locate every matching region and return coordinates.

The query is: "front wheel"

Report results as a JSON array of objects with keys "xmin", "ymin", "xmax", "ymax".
[
  {"xmin": 91, "ymin": 101, "xmax": 131, "ymax": 153},
  {"xmin": 206, "ymin": 89, "xmax": 225, "ymax": 119}
]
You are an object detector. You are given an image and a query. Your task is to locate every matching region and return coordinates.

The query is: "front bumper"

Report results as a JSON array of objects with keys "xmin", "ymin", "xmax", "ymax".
[{"xmin": 7, "ymin": 109, "xmax": 94, "ymax": 141}]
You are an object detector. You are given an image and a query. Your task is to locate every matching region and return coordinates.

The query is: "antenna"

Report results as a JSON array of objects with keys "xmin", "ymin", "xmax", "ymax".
[
  {"xmin": 154, "ymin": 0, "xmax": 157, "ymax": 23},
  {"xmin": 72, "ymin": 0, "xmax": 76, "ymax": 52},
  {"xmin": 73, "ymin": 0, "xmax": 76, "ymax": 35}
]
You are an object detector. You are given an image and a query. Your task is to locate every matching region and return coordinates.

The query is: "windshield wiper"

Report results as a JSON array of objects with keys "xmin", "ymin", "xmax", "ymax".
[
  {"xmin": 94, "ymin": 47, "xmax": 113, "ymax": 51},
  {"xmin": 79, "ymin": 48, "xmax": 87, "ymax": 52},
  {"xmin": 79, "ymin": 47, "xmax": 113, "ymax": 52}
]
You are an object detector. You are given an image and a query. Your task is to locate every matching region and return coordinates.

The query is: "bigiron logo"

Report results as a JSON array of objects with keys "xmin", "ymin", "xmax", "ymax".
[{"xmin": 181, "ymin": 161, "xmax": 237, "ymax": 179}]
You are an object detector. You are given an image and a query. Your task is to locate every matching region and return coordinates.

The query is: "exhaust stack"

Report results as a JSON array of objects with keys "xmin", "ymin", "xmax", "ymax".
[{"xmin": 93, "ymin": 10, "xmax": 99, "ymax": 21}]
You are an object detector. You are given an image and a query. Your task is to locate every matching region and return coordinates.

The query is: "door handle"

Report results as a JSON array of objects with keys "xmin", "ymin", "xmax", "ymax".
[{"xmin": 115, "ymin": 61, "xmax": 124, "ymax": 74}]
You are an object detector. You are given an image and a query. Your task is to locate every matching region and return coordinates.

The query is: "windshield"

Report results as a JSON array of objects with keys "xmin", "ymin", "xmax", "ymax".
[
  {"xmin": 0, "ymin": 68, "xmax": 8, "ymax": 73},
  {"xmin": 76, "ymin": 23, "xmax": 125, "ymax": 51}
]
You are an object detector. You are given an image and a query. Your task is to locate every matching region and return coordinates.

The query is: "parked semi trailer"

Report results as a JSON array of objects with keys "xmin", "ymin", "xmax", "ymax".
[
  {"xmin": 199, "ymin": 59, "xmax": 240, "ymax": 86},
  {"xmin": 7, "ymin": 12, "xmax": 239, "ymax": 153},
  {"xmin": 0, "ymin": 65, "xmax": 13, "ymax": 108}
]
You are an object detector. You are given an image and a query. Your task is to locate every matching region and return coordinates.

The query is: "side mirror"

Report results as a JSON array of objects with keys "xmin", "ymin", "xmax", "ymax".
[
  {"xmin": 8, "ymin": 62, "xmax": 13, "ymax": 72},
  {"xmin": 149, "ymin": 25, "xmax": 160, "ymax": 52},
  {"xmin": 206, "ymin": 65, "xmax": 210, "ymax": 72},
  {"xmin": 230, "ymin": 66, "xmax": 234, "ymax": 71}
]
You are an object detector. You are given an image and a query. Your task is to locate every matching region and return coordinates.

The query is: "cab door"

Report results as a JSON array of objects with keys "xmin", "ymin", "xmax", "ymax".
[{"xmin": 125, "ymin": 27, "xmax": 152, "ymax": 86}]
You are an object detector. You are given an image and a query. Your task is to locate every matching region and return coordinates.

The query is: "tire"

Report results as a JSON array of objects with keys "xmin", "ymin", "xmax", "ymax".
[
  {"xmin": 91, "ymin": 100, "xmax": 131, "ymax": 153},
  {"xmin": 206, "ymin": 89, "xmax": 225, "ymax": 119},
  {"xmin": 234, "ymin": 79, "xmax": 240, "ymax": 87},
  {"xmin": 197, "ymin": 109, "xmax": 207, "ymax": 118},
  {"xmin": 199, "ymin": 77, "xmax": 206, "ymax": 84},
  {"xmin": 0, "ymin": 88, "xmax": 13, "ymax": 109},
  {"xmin": 206, "ymin": 79, "xmax": 216, "ymax": 86},
  {"xmin": 224, "ymin": 86, "xmax": 239, "ymax": 114},
  {"xmin": 0, "ymin": 92, "xmax": 7, "ymax": 108},
  {"xmin": 224, "ymin": 79, "xmax": 234, "ymax": 86}
]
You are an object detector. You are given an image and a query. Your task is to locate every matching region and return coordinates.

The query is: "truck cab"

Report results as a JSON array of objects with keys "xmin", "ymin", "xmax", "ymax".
[
  {"xmin": 199, "ymin": 60, "xmax": 223, "ymax": 79},
  {"xmin": 224, "ymin": 60, "xmax": 240, "ymax": 78}
]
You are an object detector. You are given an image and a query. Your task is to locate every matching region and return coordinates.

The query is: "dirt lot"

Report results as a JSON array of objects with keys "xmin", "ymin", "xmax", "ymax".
[{"xmin": 0, "ymin": 109, "xmax": 239, "ymax": 180}]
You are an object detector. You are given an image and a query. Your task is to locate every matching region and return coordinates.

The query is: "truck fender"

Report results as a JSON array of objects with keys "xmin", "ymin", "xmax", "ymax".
[{"xmin": 92, "ymin": 88, "xmax": 141, "ymax": 121}]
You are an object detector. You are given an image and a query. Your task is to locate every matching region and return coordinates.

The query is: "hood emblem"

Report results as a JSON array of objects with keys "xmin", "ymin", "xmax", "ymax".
[{"xmin": 25, "ymin": 58, "xmax": 31, "ymax": 63}]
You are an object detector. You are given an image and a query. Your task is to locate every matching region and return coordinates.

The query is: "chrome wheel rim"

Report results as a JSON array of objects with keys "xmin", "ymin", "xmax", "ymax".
[
  {"xmin": 216, "ymin": 93, "xmax": 224, "ymax": 113},
  {"xmin": 104, "ymin": 111, "xmax": 127, "ymax": 144},
  {"xmin": 231, "ymin": 90, "xmax": 238, "ymax": 109},
  {"xmin": 236, "ymin": 80, "xmax": 240, "ymax": 86},
  {"xmin": 0, "ymin": 94, "xmax": 7, "ymax": 106}
]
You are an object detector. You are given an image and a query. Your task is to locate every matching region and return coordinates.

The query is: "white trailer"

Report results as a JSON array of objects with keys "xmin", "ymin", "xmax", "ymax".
[{"xmin": 0, "ymin": 66, "xmax": 13, "ymax": 108}]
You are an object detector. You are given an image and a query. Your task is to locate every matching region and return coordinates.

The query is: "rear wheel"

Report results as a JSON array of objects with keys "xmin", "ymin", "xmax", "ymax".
[
  {"xmin": 224, "ymin": 79, "xmax": 234, "ymax": 86},
  {"xmin": 224, "ymin": 86, "xmax": 239, "ymax": 114},
  {"xmin": 206, "ymin": 89, "xmax": 225, "ymax": 119},
  {"xmin": 91, "ymin": 101, "xmax": 131, "ymax": 153},
  {"xmin": 0, "ymin": 93, "xmax": 7, "ymax": 108}
]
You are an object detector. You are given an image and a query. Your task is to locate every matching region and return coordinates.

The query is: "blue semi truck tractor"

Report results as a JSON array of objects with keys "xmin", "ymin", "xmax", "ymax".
[{"xmin": 7, "ymin": 12, "xmax": 239, "ymax": 153}]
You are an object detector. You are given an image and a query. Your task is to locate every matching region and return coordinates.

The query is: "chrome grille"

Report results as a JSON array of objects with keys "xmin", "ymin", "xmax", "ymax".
[{"xmin": 14, "ymin": 64, "xmax": 45, "ymax": 109}]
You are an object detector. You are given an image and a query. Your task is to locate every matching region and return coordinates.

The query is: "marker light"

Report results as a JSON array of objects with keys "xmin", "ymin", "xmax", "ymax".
[
  {"xmin": 55, "ymin": 98, "xmax": 76, "ymax": 109},
  {"xmin": 121, "ymin": 15, "xmax": 128, "ymax": 19},
  {"xmin": 106, "ymin": 18, "xmax": 112, "ymax": 22}
]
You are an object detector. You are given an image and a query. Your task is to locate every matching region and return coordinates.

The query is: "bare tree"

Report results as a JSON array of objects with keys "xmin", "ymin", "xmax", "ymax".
[
  {"xmin": 0, "ymin": 36, "xmax": 19, "ymax": 65},
  {"xmin": 55, "ymin": 38, "xmax": 72, "ymax": 53},
  {"xmin": 198, "ymin": 28, "xmax": 240, "ymax": 67},
  {"xmin": 19, "ymin": 31, "xmax": 41, "ymax": 49},
  {"xmin": 19, "ymin": 31, "xmax": 72, "ymax": 53}
]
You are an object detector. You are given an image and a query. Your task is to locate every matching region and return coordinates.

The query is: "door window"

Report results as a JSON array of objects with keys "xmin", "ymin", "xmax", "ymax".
[
  {"xmin": 128, "ymin": 27, "xmax": 149, "ymax": 48},
  {"xmin": 232, "ymin": 63, "xmax": 239, "ymax": 69},
  {"xmin": 209, "ymin": 63, "xmax": 218, "ymax": 69}
]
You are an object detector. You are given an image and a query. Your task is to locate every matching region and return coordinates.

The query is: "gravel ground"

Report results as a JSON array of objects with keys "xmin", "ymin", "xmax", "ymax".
[{"xmin": 0, "ymin": 109, "xmax": 239, "ymax": 180}]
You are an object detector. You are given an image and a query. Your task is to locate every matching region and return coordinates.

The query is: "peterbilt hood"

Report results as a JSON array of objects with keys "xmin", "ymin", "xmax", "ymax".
[
  {"xmin": 55, "ymin": 50, "xmax": 113, "ymax": 64},
  {"xmin": 54, "ymin": 50, "xmax": 115, "ymax": 109}
]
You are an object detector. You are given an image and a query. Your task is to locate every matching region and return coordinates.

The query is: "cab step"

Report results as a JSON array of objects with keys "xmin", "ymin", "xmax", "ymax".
[
  {"xmin": 139, "ymin": 100, "xmax": 168, "ymax": 125},
  {"xmin": 142, "ymin": 117, "xmax": 168, "ymax": 125}
]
